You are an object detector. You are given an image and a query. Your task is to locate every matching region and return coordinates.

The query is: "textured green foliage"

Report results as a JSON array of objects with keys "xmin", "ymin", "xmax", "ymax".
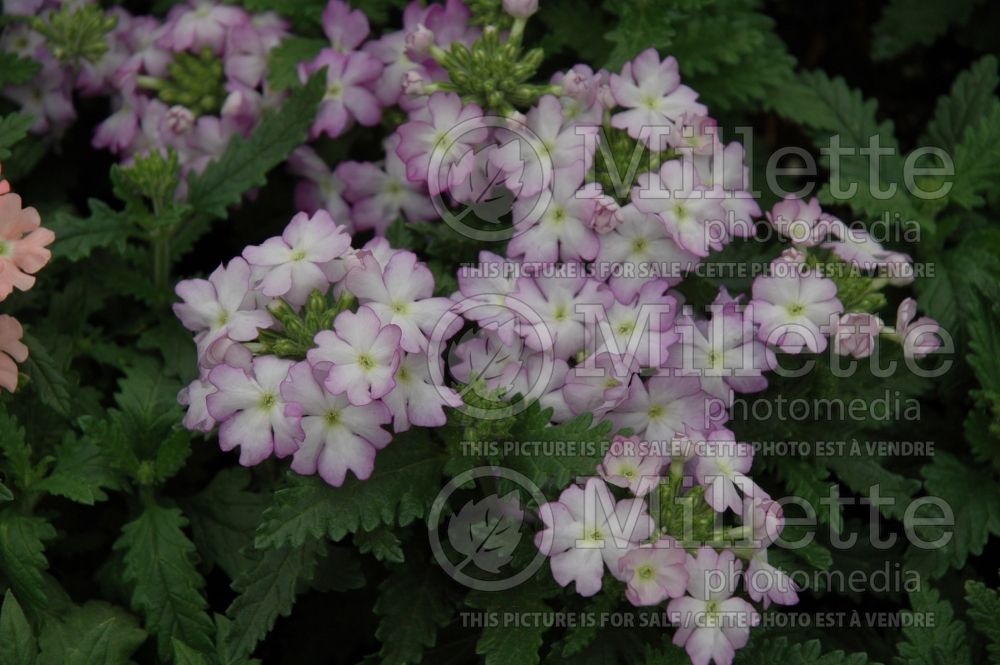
[
  {"xmin": 36, "ymin": 601, "xmax": 147, "ymax": 665},
  {"xmin": 966, "ymin": 281, "xmax": 1000, "ymax": 446},
  {"xmin": 1, "ymin": 3, "xmax": 999, "ymax": 665},
  {"xmin": 0, "ymin": 511, "xmax": 56, "ymax": 612},
  {"xmin": 224, "ymin": 539, "xmax": 324, "ymax": 661},
  {"xmin": 924, "ymin": 56, "xmax": 1000, "ymax": 151},
  {"xmin": 895, "ymin": 588, "xmax": 970, "ymax": 665},
  {"xmin": 825, "ymin": 456, "xmax": 922, "ymax": 521},
  {"xmin": 45, "ymin": 201, "xmax": 130, "ymax": 262},
  {"xmin": 255, "ymin": 430, "xmax": 445, "ymax": 548},
  {"xmin": 872, "ymin": 0, "xmax": 986, "ymax": 60},
  {"xmin": 184, "ymin": 468, "xmax": 269, "ymax": 579},
  {"xmin": 905, "ymin": 454, "xmax": 1000, "ymax": 578},
  {"xmin": 504, "ymin": 403, "xmax": 614, "ymax": 495},
  {"xmin": 0, "ymin": 113, "xmax": 34, "ymax": 161},
  {"xmin": 467, "ymin": 584, "xmax": 556, "ymax": 665},
  {"xmin": 735, "ymin": 637, "xmax": 874, "ymax": 665},
  {"xmin": 35, "ymin": 433, "xmax": 125, "ymax": 504},
  {"xmin": 0, "ymin": 52, "xmax": 42, "ymax": 86},
  {"xmin": 374, "ymin": 560, "xmax": 456, "ymax": 664},
  {"xmin": 354, "ymin": 525, "xmax": 406, "ymax": 564},
  {"xmin": 185, "ymin": 73, "xmax": 324, "ymax": 219},
  {"xmin": 604, "ymin": 0, "xmax": 795, "ymax": 109},
  {"xmin": 966, "ymin": 581, "xmax": 1000, "ymax": 664},
  {"xmin": 20, "ymin": 333, "xmax": 73, "ymax": 418},
  {"xmin": 1, "ymin": 590, "xmax": 37, "ymax": 665},
  {"xmin": 771, "ymin": 70, "xmax": 923, "ymax": 227},
  {"xmin": 115, "ymin": 502, "xmax": 216, "ymax": 660},
  {"xmin": 267, "ymin": 37, "xmax": 326, "ymax": 91},
  {"xmin": 950, "ymin": 103, "xmax": 1000, "ymax": 209}
]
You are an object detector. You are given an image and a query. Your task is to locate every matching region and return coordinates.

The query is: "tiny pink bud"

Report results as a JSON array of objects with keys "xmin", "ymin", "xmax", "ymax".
[
  {"xmin": 165, "ymin": 105, "xmax": 195, "ymax": 135},
  {"xmin": 405, "ymin": 23, "xmax": 434, "ymax": 55},
  {"xmin": 833, "ymin": 313, "xmax": 882, "ymax": 359},
  {"xmin": 597, "ymin": 83, "xmax": 616, "ymax": 110},
  {"xmin": 562, "ymin": 70, "xmax": 590, "ymax": 99},
  {"xmin": 589, "ymin": 195, "xmax": 624, "ymax": 234},
  {"xmin": 502, "ymin": 0, "xmax": 538, "ymax": 18},
  {"xmin": 401, "ymin": 70, "xmax": 426, "ymax": 96},
  {"xmin": 769, "ymin": 247, "xmax": 807, "ymax": 273}
]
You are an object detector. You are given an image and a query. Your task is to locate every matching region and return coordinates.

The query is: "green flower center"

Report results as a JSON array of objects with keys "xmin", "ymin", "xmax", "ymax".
[
  {"xmin": 357, "ymin": 352, "xmax": 376, "ymax": 370},
  {"xmin": 325, "ymin": 81, "xmax": 344, "ymax": 100},
  {"xmin": 147, "ymin": 48, "xmax": 227, "ymax": 117}
]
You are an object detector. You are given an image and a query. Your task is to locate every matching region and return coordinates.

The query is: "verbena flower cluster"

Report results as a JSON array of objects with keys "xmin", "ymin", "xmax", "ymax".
[
  {"xmin": 4, "ymin": 0, "xmax": 289, "ymax": 177},
  {"xmin": 0, "ymin": 164, "xmax": 52, "ymax": 393},
  {"xmin": 174, "ymin": 211, "xmax": 463, "ymax": 485},
  {"xmin": 160, "ymin": 2, "xmax": 944, "ymax": 664}
]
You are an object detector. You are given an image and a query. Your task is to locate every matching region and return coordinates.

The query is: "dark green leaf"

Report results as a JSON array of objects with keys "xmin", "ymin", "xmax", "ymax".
[
  {"xmin": 185, "ymin": 73, "xmax": 325, "ymax": 220},
  {"xmin": 255, "ymin": 430, "xmax": 445, "ymax": 548},
  {"xmin": 115, "ymin": 502, "xmax": 216, "ymax": 660}
]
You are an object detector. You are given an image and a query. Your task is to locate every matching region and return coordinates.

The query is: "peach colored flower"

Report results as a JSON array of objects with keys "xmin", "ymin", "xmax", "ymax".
[
  {"xmin": 0, "ymin": 186, "xmax": 54, "ymax": 301},
  {"xmin": 0, "ymin": 315, "xmax": 28, "ymax": 392}
]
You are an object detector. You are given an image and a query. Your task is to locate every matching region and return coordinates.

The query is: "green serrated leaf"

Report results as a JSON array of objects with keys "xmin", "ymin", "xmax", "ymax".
[
  {"xmin": 0, "ymin": 410, "xmax": 32, "ymax": 490},
  {"xmin": 354, "ymin": 525, "xmax": 405, "ymax": 563},
  {"xmin": 0, "ymin": 52, "xmax": 42, "ymax": 87},
  {"xmin": 35, "ymin": 433, "xmax": 125, "ymax": 505},
  {"xmin": 735, "ymin": 636, "xmax": 875, "ymax": 665},
  {"xmin": 0, "ymin": 590, "xmax": 37, "ymax": 665},
  {"xmin": 37, "ymin": 601, "xmax": 147, "ymax": 665},
  {"xmin": 467, "ymin": 585, "xmax": 555, "ymax": 665},
  {"xmin": 825, "ymin": 457, "xmax": 921, "ymax": 520},
  {"xmin": 0, "ymin": 113, "xmax": 34, "ymax": 161},
  {"xmin": 185, "ymin": 73, "xmax": 324, "ymax": 220},
  {"xmin": 0, "ymin": 510, "xmax": 56, "ymax": 612},
  {"xmin": 950, "ymin": 103, "xmax": 1000, "ymax": 209},
  {"xmin": 770, "ymin": 70, "xmax": 926, "ymax": 230},
  {"xmin": 894, "ymin": 587, "xmax": 970, "ymax": 665},
  {"xmin": 603, "ymin": 0, "xmax": 794, "ymax": 109},
  {"xmin": 966, "ymin": 580, "xmax": 1000, "ymax": 664},
  {"xmin": 504, "ymin": 403, "xmax": 612, "ymax": 494},
  {"xmin": 115, "ymin": 502, "xmax": 216, "ymax": 660},
  {"xmin": 184, "ymin": 468, "xmax": 269, "ymax": 580},
  {"xmin": 924, "ymin": 55, "xmax": 1000, "ymax": 151},
  {"xmin": 20, "ymin": 333, "xmax": 72, "ymax": 418},
  {"xmin": 905, "ymin": 454, "xmax": 1000, "ymax": 578},
  {"xmin": 267, "ymin": 36, "xmax": 326, "ymax": 91},
  {"xmin": 173, "ymin": 638, "xmax": 213, "ymax": 665},
  {"xmin": 872, "ymin": 0, "xmax": 986, "ymax": 60},
  {"xmin": 255, "ymin": 430, "xmax": 445, "ymax": 548},
  {"xmin": 224, "ymin": 539, "xmax": 324, "ymax": 662},
  {"xmin": 374, "ymin": 561, "xmax": 456, "ymax": 665},
  {"xmin": 45, "ymin": 200, "xmax": 130, "ymax": 262}
]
